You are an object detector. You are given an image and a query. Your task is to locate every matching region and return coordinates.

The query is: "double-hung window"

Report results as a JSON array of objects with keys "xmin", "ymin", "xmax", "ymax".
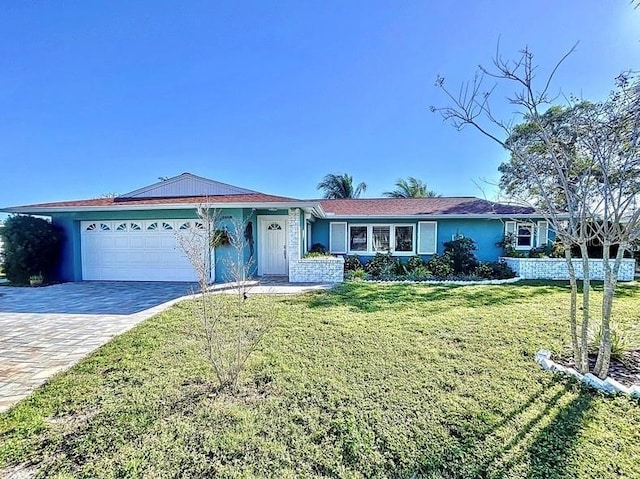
[{"xmin": 505, "ymin": 221, "xmax": 549, "ymax": 250}]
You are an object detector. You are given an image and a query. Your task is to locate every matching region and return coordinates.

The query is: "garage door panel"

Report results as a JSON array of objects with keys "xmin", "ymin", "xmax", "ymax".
[{"xmin": 81, "ymin": 220, "xmax": 199, "ymax": 281}]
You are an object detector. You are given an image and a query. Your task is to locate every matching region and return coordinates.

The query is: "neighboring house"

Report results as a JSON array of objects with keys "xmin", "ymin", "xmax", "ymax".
[{"xmin": 1, "ymin": 173, "xmax": 550, "ymax": 283}]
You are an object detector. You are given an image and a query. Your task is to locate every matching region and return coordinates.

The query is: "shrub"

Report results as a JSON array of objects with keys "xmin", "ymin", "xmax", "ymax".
[
  {"xmin": 365, "ymin": 252, "xmax": 397, "ymax": 279},
  {"xmin": 406, "ymin": 254, "xmax": 425, "ymax": 272},
  {"xmin": 344, "ymin": 255, "xmax": 363, "ymax": 271},
  {"xmin": 0, "ymin": 215, "xmax": 64, "ymax": 284},
  {"xmin": 443, "ymin": 237, "xmax": 479, "ymax": 274},
  {"xmin": 309, "ymin": 243, "xmax": 328, "ymax": 254},
  {"xmin": 406, "ymin": 265, "xmax": 431, "ymax": 281},
  {"xmin": 472, "ymin": 262, "xmax": 495, "ymax": 279},
  {"xmin": 496, "ymin": 233, "xmax": 524, "ymax": 257},
  {"xmin": 345, "ymin": 268, "xmax": 368, "ymax": 281},
  {"xmin": 303, "ymin": 251, "xmax": 333, "ymax": 258},
  {"xmin": 490, "ymin": 260, "xmax": 516, "ymax": 279},
  {"xmin": 427, "ymin": 253, "xmax": 454, "ymax": 279},
  {"xmin": 589, "ymin": 326, "xmax": 632, "ymax": 362}
]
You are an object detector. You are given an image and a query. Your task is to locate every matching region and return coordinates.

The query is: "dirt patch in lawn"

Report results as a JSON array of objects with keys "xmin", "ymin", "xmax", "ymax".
[{"xmin": 556, "ymin": 350, "xmax": 640, "ymax": 387}]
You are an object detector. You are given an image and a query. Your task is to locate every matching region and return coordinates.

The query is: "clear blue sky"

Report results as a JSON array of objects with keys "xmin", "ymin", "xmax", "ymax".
[{"xmin": 1, "ymin": 1, "xmax": 638, "ymax": 211}]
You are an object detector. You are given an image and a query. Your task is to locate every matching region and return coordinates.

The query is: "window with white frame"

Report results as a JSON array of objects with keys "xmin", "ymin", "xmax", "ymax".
[
  {"xmin": 349, "ymin": 225, "xmax": 368, "ymax": 252},
  {"xmin": 417, "ymin": 221, "xmax": 437, "ymax": 255},
  {"xmin": 372, "ymin": 226, "xmax": 390, "ymax": 252},
  {"xmin": 516, "ymin": 223, "xmax": 533, "ymax": 248},
  {"xmin": 505, "ymin": 221, "xmax": 548, "ymax": 250},
  {"xmin": 329, "ymin": 222, "xmax": 419, "ymax": 255},
  {"xmin": 395, "ymin": 226, "xmax": 414, "ymax": 252}
]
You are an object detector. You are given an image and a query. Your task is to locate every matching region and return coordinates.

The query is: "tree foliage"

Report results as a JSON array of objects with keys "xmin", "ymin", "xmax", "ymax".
[
  {"xmin": 0, "ymin": 215, "xmax": 64, "ymax": 284},
  {"xmin": 317, "ymin": 173, "xmax": 367, "ymax": 199},
  {"xmin": 383, "ymin": 177, "xmax": 439, "ymax": 198}
]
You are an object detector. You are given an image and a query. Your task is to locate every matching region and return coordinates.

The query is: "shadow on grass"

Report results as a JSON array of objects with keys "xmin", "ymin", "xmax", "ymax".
[
  {"xmin": 471, "ymin": 379, "xmax": 594, "ymax": 479},
  {"xmin": 289, "ymin": 281, "xmax": 571, "ymax": 314},
  {"xmin": 524, "ymin": 391, "xmax": 594, "ymax": 478}
]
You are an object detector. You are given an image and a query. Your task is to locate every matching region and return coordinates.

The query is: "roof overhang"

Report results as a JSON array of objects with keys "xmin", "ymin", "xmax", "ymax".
[
  {"xmin": 2, "ymin": 201, "xmax": 325, "ymax": 216},
  {"xmin": 321, "ymin": 213, "xmax": 563, "ymax": 220}
]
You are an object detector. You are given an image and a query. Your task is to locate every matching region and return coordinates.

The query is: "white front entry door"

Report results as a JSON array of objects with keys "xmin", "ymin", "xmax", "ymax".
[{"xmin": 258, "ymin": 216, "xmax": 288, "ymax": 275}]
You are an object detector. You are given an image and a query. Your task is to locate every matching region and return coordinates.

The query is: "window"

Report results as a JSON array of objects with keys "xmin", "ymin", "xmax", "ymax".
[
  {"xmin": 417, "ymin": 222, "xmax": 437, "ymax": 255},
  {"xmin": 395, "ymin": 226, "xmax": 414, "ymax": 252},
  {"xmin": 147, "ymin": 222, "xmax": 158, "ymax": 231},
  {"xmin": 178, "ymin": 222, "xmax": 190, "ymax": 230},
  {"xmin": 116, "ymin": 223, "xmax": 127, "ymax": 231},
  {"xmin": 329, "ymin": 222, "xmax": 347, "ymax": 254},
  {"xmin": 372, "ymin": 226, "xmax": 390, "ymax": 252},
  {"xmin": 505, "ymin": 221, "xmax": 538, "ymax": 250},
  {"xmin": 343, "ymin": 224, "xmax": 416, "ymax": 254},
  {"xmin": 349, "ymin": 226, "xmax": 368, "ymax": 252},
  {"xmin": 306, "ymin": 222, "xmax": 313, "ymax": 252},
  {"xmin": 537, "ymin": 221, "xmax": 549, "ymax": 247},
  {"xmin": 129, "ymin": 223, "xmax": 142, "ymax": 231},
  {"xmin": 267, "ymin": 223, "xmax": 282, "ymax": 230},
  {"xmin": 516, "ymin": 224, "xmax": 533, "ymax": 248}
]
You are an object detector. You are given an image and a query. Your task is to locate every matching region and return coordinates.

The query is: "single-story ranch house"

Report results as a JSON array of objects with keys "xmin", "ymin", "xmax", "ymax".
[{"xmin": 3, "ymin": 173, "xmax": 553, "ymax": 283}]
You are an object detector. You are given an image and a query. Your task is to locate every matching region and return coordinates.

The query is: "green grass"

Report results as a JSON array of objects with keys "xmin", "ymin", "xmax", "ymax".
[{"xmin": 1, "ymin": 281, "xmax": 640, "ymax": 478}]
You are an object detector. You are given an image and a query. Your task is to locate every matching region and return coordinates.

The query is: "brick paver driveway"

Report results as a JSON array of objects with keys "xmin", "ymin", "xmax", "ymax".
[{"xmin": 0, "ymin": 282, "xmax": 195, "ymax": 412}]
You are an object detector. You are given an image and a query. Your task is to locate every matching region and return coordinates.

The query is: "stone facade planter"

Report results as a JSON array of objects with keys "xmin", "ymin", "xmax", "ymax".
[
  {"xmin": 502, "ymin": 257, "xmax": 636, "ymax": 281},
  {"xmin": 289, "ymin": 257, "xmax": 345, "ymax": 283}
]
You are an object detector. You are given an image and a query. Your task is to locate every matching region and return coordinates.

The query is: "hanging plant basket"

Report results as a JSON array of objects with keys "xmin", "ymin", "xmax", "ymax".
[{"xmin": 211, "ymin": 229, "xmax": 231, "ymax": 247}]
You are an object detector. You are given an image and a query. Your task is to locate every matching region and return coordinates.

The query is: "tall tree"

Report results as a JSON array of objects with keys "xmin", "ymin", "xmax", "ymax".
[
  {"xmin": 433, "ymin": 46, "xmax": 640, "ymax": 379},
  {"xmin": 317, "ymin": 173, "xmax": 367, "ymax": 199},
  {"xmin": 383, "ymin": 177, "xmax": 439, "ymax": 198}
]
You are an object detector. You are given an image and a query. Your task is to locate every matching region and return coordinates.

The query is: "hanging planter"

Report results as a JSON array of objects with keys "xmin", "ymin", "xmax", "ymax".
[{"xmin": 211, "ymin": 229, "xmax": 231, "ymax": 247}]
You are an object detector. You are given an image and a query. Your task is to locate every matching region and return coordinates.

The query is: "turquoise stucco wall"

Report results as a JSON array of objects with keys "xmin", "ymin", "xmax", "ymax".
[
  {"xmin": 51, "ymin": 208, "xmax": 266, "ymax": 282},
  {"xmin": 311, "ymin": 217, "xmax": 549, "ymax": 263}
]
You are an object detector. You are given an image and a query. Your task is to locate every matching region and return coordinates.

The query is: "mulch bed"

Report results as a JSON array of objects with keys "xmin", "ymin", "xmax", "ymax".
[{"xmin": 555, "ymin": 350, "xmax": 640, "ymax": 387}]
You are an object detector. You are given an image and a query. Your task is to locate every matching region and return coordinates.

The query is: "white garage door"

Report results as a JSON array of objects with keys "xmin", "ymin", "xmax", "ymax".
[{"xmin": 81, "ymin": 220, "xmax": 206, "ymax": 281}]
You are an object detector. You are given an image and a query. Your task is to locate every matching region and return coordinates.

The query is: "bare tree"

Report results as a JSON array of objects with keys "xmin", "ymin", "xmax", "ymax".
[
  {"xmin": 177, "ymin": 205, "xmax": 275, "ymax": 391},
  {"xmin": 433, "ymin": 47, "xmax": 640, "ymax": 378}
]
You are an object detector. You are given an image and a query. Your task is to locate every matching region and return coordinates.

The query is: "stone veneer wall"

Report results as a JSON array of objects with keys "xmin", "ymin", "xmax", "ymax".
[
  {"xmin": 287, "ymin": 208, "xmax": 345, "ymax": 283},
  {"xmin": 502, "ymin": 257, "xmax": 636, "ymax": 281},
  {"xmin": 289, "ymin": 257, "xmax": 345, "ymax": 283}
]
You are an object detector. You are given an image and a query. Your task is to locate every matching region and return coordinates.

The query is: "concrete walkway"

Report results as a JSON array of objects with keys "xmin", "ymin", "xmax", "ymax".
[{"xmin": 0, "ymin": 280, "xmax": 333, "ymax": 413}]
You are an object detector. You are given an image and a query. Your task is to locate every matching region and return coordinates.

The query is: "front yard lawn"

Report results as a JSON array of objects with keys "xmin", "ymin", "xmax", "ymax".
[{"xmin": 1, "ymin": 282, "xmax": 640, "ymax": 478}]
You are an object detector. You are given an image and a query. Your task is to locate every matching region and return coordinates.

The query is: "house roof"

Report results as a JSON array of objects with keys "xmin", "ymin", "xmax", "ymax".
[
  {"xmin": 1, "ymin": 172, "xmax": 540, "ymax": 218},
  {"xmin": 2, "ymin": 192, "xmax": 313, "ymax": 214},
  {"xmin": 319, "ymin": 197, "xmax": 535, "ymax": 217}
]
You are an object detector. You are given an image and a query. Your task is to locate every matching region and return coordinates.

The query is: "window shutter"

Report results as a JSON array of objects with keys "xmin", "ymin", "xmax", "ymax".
[
  {"xmin": 329, "ymin": 222, "xmax": 347, "ymax": 254},
  {"xmin": 505, "ymin": 221, "xmax": 516, "ymax": 236},
  {"xmin": 417, "ymin": 221, "xmax": 437, "ymax": 254},
  {"xmin": 537, "ymin": 221, "xmax": 549, "ymax": 247}
]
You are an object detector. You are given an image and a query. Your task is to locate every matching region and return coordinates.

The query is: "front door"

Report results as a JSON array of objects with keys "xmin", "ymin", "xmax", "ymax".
[{"xmin": 259, "ymin": 217, "xmax": 287, "ymax": 275}]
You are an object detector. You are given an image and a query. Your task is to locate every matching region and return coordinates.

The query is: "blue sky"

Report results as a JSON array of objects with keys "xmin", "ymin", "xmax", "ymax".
[{"xmin": 1, "ymin": 1, "xmax": 638, "ymax": 211}]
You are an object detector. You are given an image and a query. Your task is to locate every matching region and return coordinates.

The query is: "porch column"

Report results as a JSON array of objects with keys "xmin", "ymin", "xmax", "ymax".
[{"xmin": 287, "ymin": 208, "xmax": 301, "ymax": 265}]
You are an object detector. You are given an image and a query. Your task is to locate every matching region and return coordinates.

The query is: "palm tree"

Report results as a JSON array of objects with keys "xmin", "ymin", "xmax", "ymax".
[
  {"xmin": 317, "ymin": 173, "xmax": 367, "ymax": 199},
  {"xmin": 383, "ymin": 177, "xmax": 439, "ymax": 198}
]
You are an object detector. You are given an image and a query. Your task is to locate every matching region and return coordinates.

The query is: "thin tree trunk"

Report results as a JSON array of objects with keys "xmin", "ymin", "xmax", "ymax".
[
  {"xmin": 594, "ymin": 244, "xmax": 624, "ymax": 378},
  {"xmin": 563, "ymin": 245, "xmax": 581, "ymax": 369},
  {"xmin": 579, "ymin": 242, "xmax": 591, "ymax": 374}
]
